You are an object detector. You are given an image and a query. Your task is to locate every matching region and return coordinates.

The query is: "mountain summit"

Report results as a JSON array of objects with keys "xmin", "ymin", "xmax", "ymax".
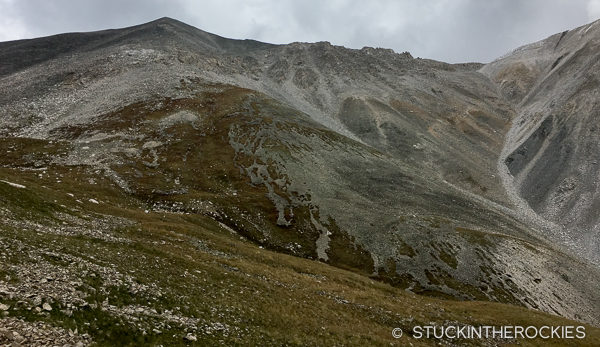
[{"xmin": 1, "ymin": 17, "xmax": 599, "ymax": 345}]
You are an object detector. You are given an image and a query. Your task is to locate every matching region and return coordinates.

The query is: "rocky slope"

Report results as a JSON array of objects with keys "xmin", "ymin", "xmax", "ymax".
[
  {"xmin": 1, "ymin": 17, "xmax": 600, "ymax": 345},
  {"xmin": 481, "ymin": 19, "xmax": 600, "ymax": 265}
]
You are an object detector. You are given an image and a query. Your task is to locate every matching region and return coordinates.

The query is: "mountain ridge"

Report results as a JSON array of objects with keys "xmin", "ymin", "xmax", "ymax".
[{"xmin": 1, "ymin": 17, "xmax": 600, "ymax": 345}]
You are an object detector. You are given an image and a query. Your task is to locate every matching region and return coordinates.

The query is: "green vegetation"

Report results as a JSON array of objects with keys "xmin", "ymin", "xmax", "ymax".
[
  {"xmin": 0, "ymin": 86, "xmax": 598, "ymax": 346},
  {"xmin": 1, "ymin": 164, "xmax": 598, "ymax": 346}
]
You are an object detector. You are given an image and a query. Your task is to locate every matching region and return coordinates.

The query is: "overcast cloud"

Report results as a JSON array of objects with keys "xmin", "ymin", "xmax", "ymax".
[{"xmin": 1, "ymin": 0, "xmax": 599, "ymax": 63}]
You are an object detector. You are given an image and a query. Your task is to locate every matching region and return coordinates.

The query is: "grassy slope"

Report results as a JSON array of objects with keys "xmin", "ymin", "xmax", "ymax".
[{"xmin": 1, "ymin": 163, "xmax": 599, "ymax": 346}]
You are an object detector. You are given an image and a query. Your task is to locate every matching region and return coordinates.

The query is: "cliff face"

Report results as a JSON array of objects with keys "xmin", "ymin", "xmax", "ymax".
[
  {"xmin": 481, "ymin": 19, "xmax": 600, "ymax": 265},
  {"xmin": 1, "ymin": 17, "xmax": 600, "ymax": 343}
]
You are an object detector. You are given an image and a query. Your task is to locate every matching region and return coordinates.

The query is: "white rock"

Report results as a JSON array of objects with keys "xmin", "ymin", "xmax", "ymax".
[
  {"xmin": 184, "ymin": 333, "xmax": 197, "ymax": 341},
  {"xmin": 0, "ymin": 180, "xmax": 26, "ymax": 189}
]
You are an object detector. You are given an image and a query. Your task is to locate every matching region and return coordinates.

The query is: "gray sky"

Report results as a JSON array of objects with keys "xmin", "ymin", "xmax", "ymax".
[{"xmin": 1, "ymin": 0, "xmax": 599, "ymax": 63}]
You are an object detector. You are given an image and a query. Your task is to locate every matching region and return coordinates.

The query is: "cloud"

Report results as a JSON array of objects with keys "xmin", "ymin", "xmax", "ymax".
[
  {"xmin": 0, "ymin": 0, "xmax": 28, "ymax": 41},
  {"xmin": 0, "ymin": 0, "xmax": 597, "ymax": 62},
  {"xmin": 588, "ymin": 0, "xmax": 600, "ymax": 20}
]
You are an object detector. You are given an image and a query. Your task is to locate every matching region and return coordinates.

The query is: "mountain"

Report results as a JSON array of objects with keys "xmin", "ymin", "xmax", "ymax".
[
  {"xmin": 481, "ymin": 21, "xmax": 600, "ymax": 264},
  {"xmin": 1, "ymin": 17, "xmax": 599, "ymax": 345}
]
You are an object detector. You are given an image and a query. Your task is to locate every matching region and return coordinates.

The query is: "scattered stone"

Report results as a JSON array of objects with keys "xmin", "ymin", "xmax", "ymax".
[
  {"xmin": 0, "ymin": 180, "xmax": 26, "ymax": 189},
  {"xmin": 0, "ymin": 317, "xmax": 91, "ymax": 346},
  {"xmin": 184, "ymin": 333, "xmax": 197, "ymax": 341}
]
